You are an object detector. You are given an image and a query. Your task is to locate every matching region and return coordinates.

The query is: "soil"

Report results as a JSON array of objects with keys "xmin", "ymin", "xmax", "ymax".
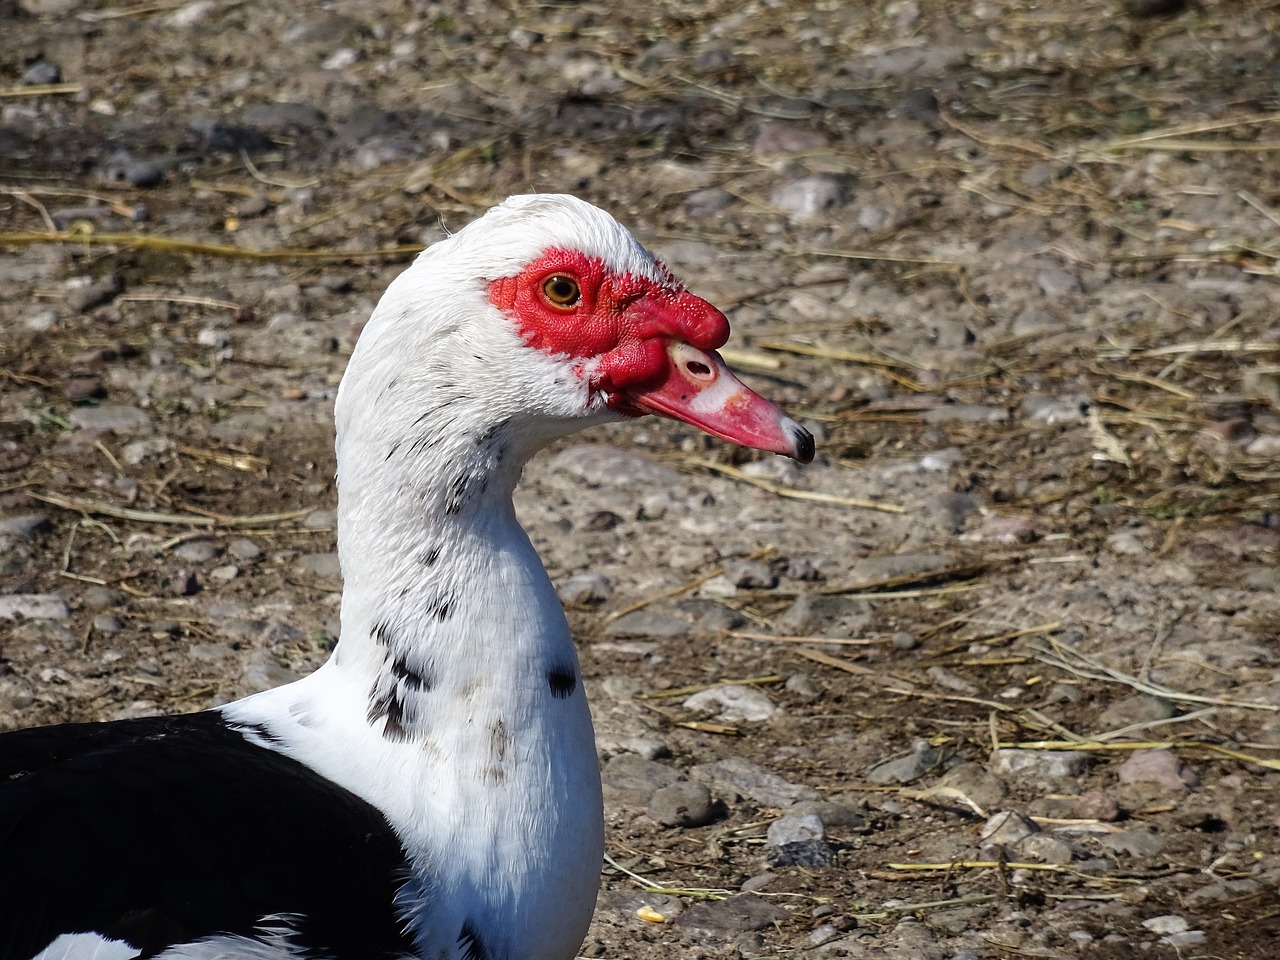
[{"xmin": 2, "ymin": 1, "xmax": 1280, "ymax": 958}]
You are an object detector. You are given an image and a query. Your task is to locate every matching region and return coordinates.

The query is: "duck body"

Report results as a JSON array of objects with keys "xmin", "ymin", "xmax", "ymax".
[{"xmin": 0, "ymin": 195, "xmax": 812, "ymax": 960}]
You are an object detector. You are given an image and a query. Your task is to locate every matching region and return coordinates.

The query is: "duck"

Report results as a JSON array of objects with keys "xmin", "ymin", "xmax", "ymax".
[{"xmin": 1, "ymin": 194, "xmax": 814, "ymax": 960}]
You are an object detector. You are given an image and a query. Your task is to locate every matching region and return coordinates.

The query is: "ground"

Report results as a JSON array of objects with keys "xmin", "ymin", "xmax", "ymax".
[{"xmin": 2, "ymin": 0, "xmax": 1280, "ymax": 957}]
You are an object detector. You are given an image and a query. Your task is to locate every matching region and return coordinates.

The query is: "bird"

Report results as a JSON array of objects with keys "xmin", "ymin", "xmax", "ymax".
[{"xmin": 2, "ymin": 194, "xmax": 814, "ymax": 960}]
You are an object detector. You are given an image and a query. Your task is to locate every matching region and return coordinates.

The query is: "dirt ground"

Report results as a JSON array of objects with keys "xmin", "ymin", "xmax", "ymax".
[{"xmin": 3, "ymin": 0, "xmax": 1280, "ymax": 957}]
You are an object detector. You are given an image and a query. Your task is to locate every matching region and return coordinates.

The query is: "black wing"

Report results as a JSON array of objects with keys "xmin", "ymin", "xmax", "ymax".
[{"xmin": 0, "ymin": 712, "xmax": 416, "ymax": 960}]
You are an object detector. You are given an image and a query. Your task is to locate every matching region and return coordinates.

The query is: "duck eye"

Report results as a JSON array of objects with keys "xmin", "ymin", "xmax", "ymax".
[{"xmin": 542, "ymin": 275, "xmax": 581, "ymax": 307}]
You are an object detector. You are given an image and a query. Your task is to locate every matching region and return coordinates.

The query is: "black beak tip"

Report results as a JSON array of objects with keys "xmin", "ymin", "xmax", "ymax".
[{"xmin": 789, "ymin": 422, "xmax": 816, "ymax": 464}]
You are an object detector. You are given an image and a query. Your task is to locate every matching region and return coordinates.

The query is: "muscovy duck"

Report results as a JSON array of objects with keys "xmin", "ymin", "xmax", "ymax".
[{"xmin": 2, "ymin": 194, "xmax": 814, "ymax": 960}]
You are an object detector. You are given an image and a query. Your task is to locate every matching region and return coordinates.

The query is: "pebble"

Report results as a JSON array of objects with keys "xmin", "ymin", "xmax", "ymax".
[
  {"xmin": 298, "ymin": 552, "xmax": 342, "ymax": 580},
  {"xmin": 68, "ymin": 404, "xmax": 153, "ymax": 436},
  {"xmin": 1097, "ymin": 828, "xmax": 1164, "ymax": 858},
  {"xmin": 980, "ymin": 810, "xmax": 1038, "ymax": 847},
  {"xmin": 672, "ymin": 895, "xmax": 788, "ymax": 936},
  {"xmin": 66, "ymin": 274, "xmax": 124, "ymax": 313},
  {"xmin": 559, "ymin": 571, "xmax": 613, "ymax": 604},
  {"xmin": 648, "ymin": 781, "xmax": 715, "ymax": 827},
  {"xmin": 0, "ymin": 514, "xmax": 50, "ymax": 540},
  {"xmin": 600, "ymin": 753, "xmax": 680, "ymax": 806},
  {"xmin": 960, "ymin": 514, "xmax": 1037, "ymax": 544},
  {"xmin": 849, "ymin": 551, "xmax": 957, "ymax": 584},
  {"xmin": 65, "ymin": 376, "xmax": 107, "ymax": 402},
  {"xmin": 769, "ymin": 175, "xmax": 850, "ymax": 220},
  {"xmin": 1117, "ymin": 748, "xmax": 1197, "ymax": 792},
  {"xmin": 81, "ymin": 586, "xmax": 123, "ymax": 608},
  {"xmin": 1070, "ymin": 789, "xmax": 1121, "ymax": 822},
  {"xmin": 920, "ymin": 447, "xmax": 963, "ymax": 471},
  {"xmin": 1018, "ymin": 834, "xmax": 1075, "ymax": 865},
  {"xmin": 866, "ymin": 740, "xmax": 947, "ymax": 785},
  {"xmin": 121, "ymin": 437, "xmax": 174, "ymax": 464},
  {"xmin": 688, "ymin": 757, "xmax": 820, "ymax": 807},
  {"xmin": 722, "ymin": 559, "xmax": 777, "ymax": 590},
  {"xmin": 1096, "ymin": 693, "xmax": 1176, "ymax": 731},
  {"xmin": 921, "ymin": 404, "xmax": 1009, "ymax": 424},
  {"xmin": 92, "ymin": 614, "xmax": 125, "ymax": 633},
  {"xmin": 209, "ymin": 564, "xmax": 239, "ymax": 583},
  {"xmin": 784, "ymin": 673, "xmax": 818, "ymax": 697},
  {"xmin": 683, "ymin": 684, "xmax": 778, "ymax": 722},
  {"xmin": 172, "ymin": 570, "xmax": 200, "ymax": 596},
  {"xmin": 786, "ymin": 799, "xmax": 864, "ymax": 830},
  {"xmin": 0, "ymin": 594, "xmax": 70, "ymax": 620},
  {"xmin": 892, "ymin": 631, "xmax": 920, "ymax": 651},
  {"xmin": 990, "ymin": 748, "xmax": 1086, "ymax": 780},
  {"xmin": 604, "ymin": 609, "xmax": 690, "ymax": 639},
  {"xmin": 23, "ymin": 59, "xmax": 61, "ymax": 85},
  {"xmin": 1141, "ymin": 915, "xmax": 1188, "ymax": 935},
  {"xmin": 174, "ymin": 539, "xmax": 221, "ymax": 563},
  {"xmin": 937, "ymin": 762, "xmax": 1008, "ymax": 810},
  {"xmin": 227, "ymin": 538, "xmax": 263, "ymax": 562},
  {"xmin": 1186, "ymin": 876, "xmax": 1262, "ymax": 905},
  {"xmin": 767, "ymin": 812, "xmax": 824, "ymax": 845},
  {"xmin": 164, "ymin": 0, "xmax": 215, "ymax": 27}
]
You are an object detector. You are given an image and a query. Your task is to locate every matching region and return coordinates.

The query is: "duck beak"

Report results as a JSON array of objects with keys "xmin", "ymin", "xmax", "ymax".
[{"xmin": 621, "ymin": 342, "xmax": 815, "ymax": 463}]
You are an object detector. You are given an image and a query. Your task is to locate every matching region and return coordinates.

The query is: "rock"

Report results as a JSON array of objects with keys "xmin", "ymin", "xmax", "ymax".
[
  {"xmin": 240, "ymin": 651, "xmax": 300, "ymax": 693},
  {"xmin": 164, "ymin": 0, "xmax": 215, "ymax": 27},
  {"xmin": 0, "ymin": 514, "xmax": 50, "ymax": 540},
  {"xmin": 1142, "ymin": 915, "xmax": 1188, "ymax": 935},
  {"xmin": 648, "ymin": 781, "xmax": 715, "ymax": 827},
  {"xmin": 960, "ymin": 514, "xmax": 1037, "ymax": 544},
  {"xmin": 549, "ymin": 444, "xmax": 680, "ymax": 486},
  {"xmin": 172, "ymin": 570, "xmax": 200, "ymax": 596},
  {"xmin": 689, "ymin": 757, "xmax": 820, "ymax": 808},
  {"xmin": 990, "ymin": 748, "xmax": 1087, "ymax": 780},
  {"xmin": 601, "ymin": 754, "xmax": 680, "ymax": 806},
  {"xmin": 68, "ymin": 404, "xmax": 153, "ymax": 436},
  {"xmin": 922, "ymin": 404, "xmax": 1008, "ymax": 424},
  {"xmin": 892, "ymin": 631, "xmax": 920, "ymax": 651},
  {"xmin": 1185, "ymin": 877, "xmax": 1263, "ymax": 906},
  {"xmin": 605, "ymin": 609, "xmax": 690, "ymax": 639},
  {"xmin": 920, "ymin": 447, "xmax": 963, "ymax": 471},
  {"xmin": 65, "ymin": 376, "xmax": 107, "ymax": 402},
  {"xmin": 770, "ymin": 175, "xmax": 850, "ymax": 220},
  {"xmin": 866, "ymin": 740, "xmax": 947, "ymax": 785},
  {"xmin": 227, "ymin": 538, "xmax": 263, "ymax": 562},
  {"xmin": 849, "ymin": 551, "xmax": 957, "ymax": 583},
  {"xmin": 767, "ymin": 812, "xmax": 825, "ymax": 846},
  {"xmin": 92, "ymin": 614, "xmax": 124, "ymax": 633},
  {"xmin": 298, "ymin": 552, "xmax": 342, "ymax": 580},
  {"xmin": 1071, "ymin": 789, "xmax": 1121, "ymax": 822},
  {"xmin": 66, "ymin": 274, "xmax": 124, "ymax": 312},
  {"xmin": 980, "ymin": 810, "xmax": 1038, "ymax": 847},
  {"xmin": 786, "ymin": 800, "xmax": 864, "ymax": 830},
  {"xmin": 559, "ymin": 571, "xmax": 612, "ymax": 604},
  {"xmin": 23, "ymin": 60, "xmax": 61, "ymax": 85},
  {"xmin": 1116, "ymin": 748, "xmax": 1197, "ymax": 792},
  {"xmin": 1020, "ymin": 393, "xmax": 1091, "ymax": 423},
  {"xmin": 683, "ymin": 684, "xmax": 778, "ymax": 722},
  {"xmin": 81, "ymin": 586, "xmax": 123, "ymax": 608},
  {"xmin": 1018, "ymin": 834, "xmax": 1075, "ymax": 864},
  {"xmin": 673, "ymin": 895, "xmax": 788, "ymax": 936},
  {"xmin": 174, "ymin": 539, "xmax": 221, "ymax": 563},
  {"xmin": 937, "ymin": 762, "xmax": 1008, "ymax": 810},
  {"xmin": 121, "ymin": 437, "xmax": 173, "ymax": 464},
  {"xmin": 722, "ymin": 559, "xmax": 777, "ymax": 590},
  {"xmin": 0, "ymin": 594, "xmax": 70, "ymax": 620},
  {"xmin": 1096, "ymin": 694, "xmax": 1177, "ymax": 732},
  {"xmin": 1097, "ymin": 828, "xmax": 1164, "ymax": 858},
  {"xmin": 768, "ymin": 837, "xmax": 834, "ymax": 868},
  {"xmin": 784, "ymin": 673, "xmax": 818, "ymax": 697}
]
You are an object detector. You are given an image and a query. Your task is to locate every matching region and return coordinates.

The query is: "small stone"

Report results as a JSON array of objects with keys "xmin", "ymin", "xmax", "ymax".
[
  {"xmin": 172, "ymin": 570, "xmax": 200, "ymax": 596},
  {"xmin": 1071, "ymin": 789, "xmax": 1121, "ymax": 822},
  {"xmin": 0, "ymin": 594, "xmax": 70, "ymax": 620},
  {"xmin": 174, "ymin": 539, "xmax": 221, "ymax": 563},
  {"xmin": 601, "ymin": 754, "xmax": 681, "ymax": 806},
  {"xmin": 649, "ymin": 781, "xmax": 715, "ymax": 828},
  {"xmin": 922, "ymin": 404, "xmax": 1008, "ymax": 424},
  {"xmin": 1163, "ymin": 931, "xmax": 1206, "ymax": 948},
  {"xmin": 559, "ymin": 571, "xmax": 612, "ymax": 604},
  {"xmin": 786, "ymin": 800, "xmax": 864, "ymax": 830},
  {"xmin": 303, "ymin": 509, "xmax": 336, "ymax": 530},
  {"xmin": 980, "ymin": 810, "xmax": 1038, "ymax": 847},
  {"xmin": 605, "ymin": 609, "xmax": 690, "ymax": 639},
  {"xmin": 990, "ymin": 748, "xmax": 1087, "ymax": 780},
  {"xmin": 164, "ymin": 0, "xmax": 215, "ymax": 27},
  {"xmin": 1096, "ymin": 694, "xmax": 1177, "ymax": 732},
  {"xmin": 227, "ymin": 538, "xmax": 263, "ymax": 561},
  {"xmin": 673, "ymin": 895, "xmax": 788, "ymax": 936},
  {"xmin": 23, "ymin": 60, "xmax": 61, "ymax": 85},
  {"xmin": 81, "ymin": 586, "xmax": 123, "ymax": 608},
  {"xmin": 767, "ymin": 812, "xmax": 825, "ymax": 846},
  {"xmin": 770, "ymin": 175, "xmax": 850, "ymax": 220},
  {"xmin": 0, "ymin": 514, "xmax": 51, "ymax": 540},
  {"xmin": 892, "ymin": 631, "xmax": 920, "ymax": 651},
  {"xmin": 65, "ymin": 376, "xmax": 107, "ymax": 402},
  {"xmin": 784, "ymin": 673, "xmax": 818, "ymax": 697},
  {"xmin": 298, "ymin": 552, "xmax": 342, "ymax": 580},
  {"xmin": 68, "ymin": 404, "xmax": 153, "ymax": 436},
  {"xmin": 960, "ymin": 514, "xmax": 1037, "ymax": 544},
  {"xmin": 1142, "ymin": 915, "xmax": 1188, "ymax": 936},
  {"xmin": 121, "ymin": 437, "xmax": 173, "ymax": 464},
  {"xmin": 866, "ymin": 740, "xmax": 947, "ymax": 785},
  {"xmin": 920, "ymin": 447, "xmax": 963, "ymax": 471},
  {"xmin": 1018, "ymin": 834, "xmax": 1074, "ymax": 864},
  {"xmin": 208, "ymin": 564, "xmax": 239, "ymax": 583},
  {"xmin": 1097, "ymin": 828, "xmax": 1164, "ymax": 858},
  {"xmin": 1117, "ymin": 748, "xmax": 1197, "ymax": 792},
  {"xmin": 722, "ymin": 559, "xmax": 777, "ymax": 590},
  {"xmin": 937, "ymin": 762, "xmax": 1008, "ymax": 810},
  {"xmin": 92, "ymin": 614, "xmax": 124, "ymax": 633},
  {"xmin": 739, "ymin": 873, "xmax": 776, "ymax": 893},
  {"xmin": 689, "ymin": 757, "xmax": 820, "ymax": 807},
  {"xmin": 684, "ymin": 684, "xmax": 778, "ymax": 723}
]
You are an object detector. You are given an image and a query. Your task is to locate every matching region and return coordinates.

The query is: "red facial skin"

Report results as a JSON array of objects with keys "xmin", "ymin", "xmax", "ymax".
[
  {"xmin": 488, "ymin": 246, "xmax": 814, "ymax": 463},
  {"xmin": 488, "ymin": 248, "xmax": 729, "ymax": 410}
]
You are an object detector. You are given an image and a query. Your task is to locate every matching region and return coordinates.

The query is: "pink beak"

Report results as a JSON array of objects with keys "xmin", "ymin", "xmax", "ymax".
[{"xmin": 621, "ymin": 342, "xmax": 814, "ymax": 463}]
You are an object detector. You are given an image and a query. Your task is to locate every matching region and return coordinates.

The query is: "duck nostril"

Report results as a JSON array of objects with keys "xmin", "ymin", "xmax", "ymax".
[{"xmin": 685, "ymin": 360, "xmax": 712, "ymax": 378}]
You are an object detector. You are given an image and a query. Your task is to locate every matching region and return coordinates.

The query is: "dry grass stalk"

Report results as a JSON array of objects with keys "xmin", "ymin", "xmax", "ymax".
[
  {"xmin": 0, "ymin": 231, "xmax": 422, "ymax": 262},
  {"xmin": 33, "ymin": 490, "xmax": 310, "ymax": 528},
  {"xmin": 680, "ymin": 456, "xmax": 905, "ymax": 514}
]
